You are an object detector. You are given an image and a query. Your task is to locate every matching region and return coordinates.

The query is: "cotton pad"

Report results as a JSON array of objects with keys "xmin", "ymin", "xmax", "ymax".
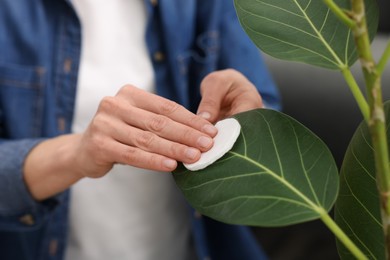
[{"xmin": 184, "ymin": 118, "xmax": 241, "ymax": 171}]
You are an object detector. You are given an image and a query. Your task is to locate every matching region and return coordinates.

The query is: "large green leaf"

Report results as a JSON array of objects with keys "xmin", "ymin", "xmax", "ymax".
[
  {"xmin": 334, "ymin": 103, "xmax": 389, "ymax": 259},
  {"xmin": 234, "ymin": 0, "xmax": 378, "ymax": 69},
  {"xmin": 173, "ymin": 109, "xmax": 339, "ymax": 226}
]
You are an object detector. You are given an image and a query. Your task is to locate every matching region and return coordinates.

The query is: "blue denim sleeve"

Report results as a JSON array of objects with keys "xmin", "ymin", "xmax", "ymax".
[
  {"xmin": 0, "ymin": 139, "xmax": 60, "ymax": 231},
  {"xmin": 218, "ymin": 2, "xmax": 281, "ymax": 110}
]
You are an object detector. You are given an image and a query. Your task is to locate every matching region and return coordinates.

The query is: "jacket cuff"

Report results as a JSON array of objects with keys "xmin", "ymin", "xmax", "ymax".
[{"xmin": 0, "ymin": 139, "xmax": 61, "ymax": 231}]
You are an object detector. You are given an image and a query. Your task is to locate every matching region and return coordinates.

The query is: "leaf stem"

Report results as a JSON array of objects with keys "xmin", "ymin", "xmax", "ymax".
[
  {"xmin": 320, "ymin": 210, "xmax": 367, "ymax": 259},
  {"xmin": 351, "ymin": 0, "xmax": 390, "ymax": 257},
  {"xmin": 341, "ymin": 68, "xmax": 369, "ymax": 121},
  {"xmin": 323, "ymin": 0, "xmax": 356, "ymax": 28},
  {"xmin": 351, "ymin": 0, "xmax": 390, "ymax": 207},
  {"xmin": 377, "ymin": 41, "xmax": 390, "ymax": 76}
]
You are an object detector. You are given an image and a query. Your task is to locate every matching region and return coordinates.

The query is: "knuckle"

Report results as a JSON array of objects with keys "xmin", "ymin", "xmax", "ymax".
[
  {"xmin": 116, "ymin": 85, "xmax": 139, "ymax": 104},
  {"xmin": 98, "ymin": 96, "xmax": 117, "ymax": 112},
  {"xmin": 121, "ymin": 146, "xmax": 138, "ymax": 164},
  {"xmin": 164, "ymin": 142, "xmax": 179, "ymax": 158},
  {"xmin": 89, "ymin": 114, "xmax": 107, "ymax": 132},
  {"xmin": 147, "ymin": 154, "xmax": 160, "ymax": 169},
  {"xmin": 181, "ymin": 128, "xmax": 195, "ymax": 143},
  {"xmin": 187, "ymin": 114, "xmax": 203, "ymax": 125},
  {"xmin": 122, "ymin": 148, "xmax": 161, "ymax": 170},
  {"xmin": 135, "ymin": 131, "xmax": 156, "ymax": 149},
  {"xmin": 119, "ymin": 84, "xmax": 136, "ymax": 94},
  {"xmin": 202, "ymin": 71, "xmax": 226, "ymax": 87},
  {"xmin": 171, "ymin": 144, "xmax": 188, "ymax": 160},
  {"xmin": 219, "ymin": 69, "xmax": 242, "ymax": 80},
  {"xmin": 224, "ymin": 68, "xmax": 241, "ymax": 77},
  {"xmin": 160, "ymin": 100, "xmax": 180, "ymax": 115},
  {"xmin": 148, "ymin": 115, "xmax": 168, "ymax": 133},
  {"xmin": 202, "ymin": 69, "xmax": 242, "ymax": 90},
  {"xmin": 200, "ymin": 99, "xmax": 218, "ymax": 109},
  {"xmin": 168, "ymin": 143, "xmax": 178, "ymax": 157}
]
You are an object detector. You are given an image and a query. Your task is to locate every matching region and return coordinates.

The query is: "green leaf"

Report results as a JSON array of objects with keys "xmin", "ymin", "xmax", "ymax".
[
  {"xmin": 173, "ymin": 109, "xmax": 339, "ymax": 226},
  {"xmin": 334, "ymin": 103, "xmax": 389, "ymax": 259},
  {"xmin": 233, "ymin": 0, "xmax": 378, "ymax": 69}
]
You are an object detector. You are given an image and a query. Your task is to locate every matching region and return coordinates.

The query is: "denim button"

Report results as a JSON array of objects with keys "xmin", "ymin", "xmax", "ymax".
[
  {"xmin": 63, "ymin": 58, "xmax": 72, "ymax": 73},
  {"xmin": 19, "ymin": 214, "xmax": 35, "ymax": 226},
  {"xmin": 49, "ymin": 239, "xmax": 59, "ymax": 256},
  {"xmin": 150, "ymin": 0, "xmax": 158, "ymax": 6},
  {"xmin": 153, "ymin": 51, "xmax": 165, "ymax": 62}
]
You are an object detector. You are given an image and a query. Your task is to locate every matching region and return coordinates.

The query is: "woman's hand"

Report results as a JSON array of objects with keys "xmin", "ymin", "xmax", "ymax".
[
  {"xmin": 24, "ymin": 85, "xmax": 217, "ymax": 200},
  {"xmin": 197, "ymin": 69, "xmax": 264, "ymax": 123},
  {"xmin": 75, "ymin": 85, "xmax": 218, "ymax": 178},
  {"xmin": 24, "ymin": 70, "xmax": 262, "ymax": 201}
]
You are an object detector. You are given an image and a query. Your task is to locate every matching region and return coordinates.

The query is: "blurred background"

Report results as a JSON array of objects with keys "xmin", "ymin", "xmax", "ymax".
[{"xmin": 252, "ymin": 0, "xmax": 390, "ymax": 259}]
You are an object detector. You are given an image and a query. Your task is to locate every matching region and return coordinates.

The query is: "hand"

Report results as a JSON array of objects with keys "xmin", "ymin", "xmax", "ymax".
[
  {"xmin": 24, "ymin": 85, "xmax": 218, "ymax": 200},
  {"xmin": 75, "ymin": 85, "xmax": 218, "ymax": 178},
  {"xmin": 197, "ymin": 69, "xmax": 264, "ymax": 123}
]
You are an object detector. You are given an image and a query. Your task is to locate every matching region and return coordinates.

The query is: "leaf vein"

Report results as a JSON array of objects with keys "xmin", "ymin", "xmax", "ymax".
[
  {"xmin": 240, "ymin": 10, "xmax": 320, "ymax": 40},
  {"xmin": 351, "ymin": 148, "xmax": 376, "ymax": 181},
  {"xmin": 242, "ymin": 24, "xmax": 339, "ymax": 66},
  {"xmin": 229, "ymin": 151, "xmax": 322, "ymax": 211},
  {"xmin": 292, "ymin": 0, "xmax": 345, "ymax": 67},
  {"xmin": 343, "ymin": 171, "xmax": 382, "ymax": 226},
  {"xmin": 335, "ymin": 207, "xmax": 377, "ymax": 258},
  {"xmin": 181, "ymin": 171, "xmax": 268, "ymax": 191},
  {"xmin": 253, "ymin": 0, "xmax": 305, "ymax": 18},
  {"xmin": 291, "ymin": 120, "xmax": 321, "ymax": 205},
  {"xmin": 201, "ymin": 195, "xmax": 314, "ymax": 211},
  {"xmin": 319, "ymin": 9, "xmax": 330, "ymax": 33}
]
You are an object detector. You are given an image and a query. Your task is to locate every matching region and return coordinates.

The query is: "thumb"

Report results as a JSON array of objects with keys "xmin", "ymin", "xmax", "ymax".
[
  {"xmin": 197, "ymin": 74, "xmax": 230, "ymax": 123},
  {"xmin": 197, "ymin": 97, "xmax": 221, "ymax": 123}
]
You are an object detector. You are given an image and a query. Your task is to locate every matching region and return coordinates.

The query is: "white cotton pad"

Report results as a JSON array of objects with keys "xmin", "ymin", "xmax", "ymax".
[{"xmin": 184, "ymin": 118, "xmax": 241, "ymax": 171}]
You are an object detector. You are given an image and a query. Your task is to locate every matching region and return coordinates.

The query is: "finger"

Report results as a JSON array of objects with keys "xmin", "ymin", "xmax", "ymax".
[
  {"xmin": 117, "ymin": 85, "xmax": 218, "ymax": 137},
  {"xmin": 198, "ymin": 70, "xmax": 264, "ymax": 120},
  {"xmin": 98, "ymin": 96, "xmax": 214, "ymax": 152},
  {"xmin": 197, "ymin": 71, "xmax": 231, "ymax": 123},
  {"xmin": 105, "ymin": 139, "xmax": 178, "ymax": 172},
  {"xmin": 112, "ymin": 120, "xmax": 202, "ymax": 163},
  {"xmin": 122, "ymin": 106, "xmax": 214, "ymax": 152}
]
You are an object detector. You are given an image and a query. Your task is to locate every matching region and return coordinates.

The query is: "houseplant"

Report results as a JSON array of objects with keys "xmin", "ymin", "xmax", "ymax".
[{"xmin": 173, "ymin": 0, "xmax": 390, "ymax": 259}]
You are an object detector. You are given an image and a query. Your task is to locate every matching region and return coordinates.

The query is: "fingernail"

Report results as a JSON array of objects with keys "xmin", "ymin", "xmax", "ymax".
[
  {"xmin": 198, "ymin": 111, "xmax": 211, "ymax": 119},
  {"xmin": 185, "ymin": 148, "xmax": 200, "ymax": 160},
  {"xmin": 163, "ymin": 159, "xmax": 177, "ymax": 169},
  {"xmin": 197, "ymin": 136, "xmax": 213, "ymax": 149},
  {"xmin": 202, "ymin": 124, "xmax": 218, "ymax": 136}
]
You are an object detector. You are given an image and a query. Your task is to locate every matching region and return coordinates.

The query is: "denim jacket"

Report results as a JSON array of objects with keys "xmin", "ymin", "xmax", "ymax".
[{"xmin": 0, "ymin": 0, "xmax": 280, "ymax": 259}]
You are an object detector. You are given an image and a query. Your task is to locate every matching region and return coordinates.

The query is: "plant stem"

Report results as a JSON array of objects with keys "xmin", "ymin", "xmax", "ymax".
[
  {"xmin": 351, "ymin": 0, "xmax": 390, "ymax": 257},
  {"xmin": 320, "ymin": 210, "xmax": 367, "ymax": 259},
  {"xmin": 377, "ymin": 41, "xmax": 390, "ymax": 76},
  {"xmin": 341, "ymin": 68, "xmax": 369, "ymax": 121},
  {"xmin": 323, "ymin": 0, "xmax": 356, "ymax": 28}
]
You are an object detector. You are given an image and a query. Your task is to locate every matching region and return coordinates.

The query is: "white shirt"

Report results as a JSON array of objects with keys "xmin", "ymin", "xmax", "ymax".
[{"xmin": 65, "ymin": 1, "xmax": 194, "ymax": 259}]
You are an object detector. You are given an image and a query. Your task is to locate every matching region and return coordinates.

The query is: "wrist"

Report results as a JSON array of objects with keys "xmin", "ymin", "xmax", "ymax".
[{"xmin": 24, "ymin": 134, "xmax": 84, "ymax": 201}]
